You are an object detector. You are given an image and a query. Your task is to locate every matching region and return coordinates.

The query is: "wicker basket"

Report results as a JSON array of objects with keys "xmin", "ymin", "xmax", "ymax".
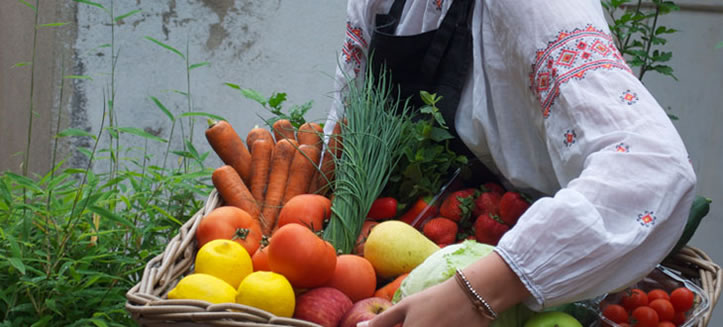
[
  {"xmin": 126, "ymin": 189, "xmax": 721, "ymax": 326},
  {"xmin": 662, "ymin": 246, "xmax": 722, "ymax": 327}
]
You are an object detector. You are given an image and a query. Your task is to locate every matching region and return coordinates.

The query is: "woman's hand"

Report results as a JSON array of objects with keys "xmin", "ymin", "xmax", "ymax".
[
  {"xmin": 360, "ymin": 277, "xmax": 490, "ymax": 327},
  {"xmin": 359, "ymin": 252, "xmax": 531, "ymax": 327}
]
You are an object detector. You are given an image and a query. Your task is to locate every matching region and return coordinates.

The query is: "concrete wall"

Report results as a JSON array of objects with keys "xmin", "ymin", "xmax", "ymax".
[
  {"xmin": 69, "ymin": 0, "xmax": 346, "ymax": 171},
  {"xmin": 0, "ymin": 0, "xmax": 721, "ymax": 323},
  {"xmin": 0, "ymin": 0, "xmax": 75, "ymax": 175}
]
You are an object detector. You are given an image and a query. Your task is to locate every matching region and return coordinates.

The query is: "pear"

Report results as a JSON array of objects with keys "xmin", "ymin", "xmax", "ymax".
[{"xmin": 363, "ymin": 220, "xmax": 440, "ymax": 279}]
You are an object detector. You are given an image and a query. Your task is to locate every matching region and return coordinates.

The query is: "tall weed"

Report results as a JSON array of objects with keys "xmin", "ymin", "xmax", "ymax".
[{"xmin": 1, "ymin": 0, "xmax": 217, "ymax": 325}]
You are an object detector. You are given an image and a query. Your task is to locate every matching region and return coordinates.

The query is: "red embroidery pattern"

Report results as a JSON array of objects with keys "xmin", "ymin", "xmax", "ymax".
[
  {"xmin": 432, "ymin": 0, "xmax": 444, "ymax": 11},
  {"xmin": 531, "ymin": 26, "xmax": 633, "ymax": 118},
  {"xmin": 636, "ymin": 210, "xmax": 657, "ymax": 227},
  {"xmin": 620, "ymin": 89, "xmax": 639, "ymax": 105},
  {"xmin": 563, "ymin": 129, "xmax": 577, "ymax": 147},
  {"xmin": 343, "ymin": 22, "xmax": 366, "ymax": 74},
  {"xmin": 614, "ymin": 142, "xmax": 630, "ymax": 153}
]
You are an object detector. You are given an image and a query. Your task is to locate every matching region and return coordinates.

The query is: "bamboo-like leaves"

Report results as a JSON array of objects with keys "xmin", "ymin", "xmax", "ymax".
[
  {"xmin": 145, "ymin": 36, "xmax": 185, "ymax": 59},
  {"xmin": 17, "ymin": 0, "xmax": 36, "ymax": 12},
  {"xmin": 116, "ymin": 127, "xmax": 167, "ymax": 143},
  {"xmin": 114, "ymin": 9, "xmax": 141, "ymax": 22},
  {"xmin": 150, "ymin": 96, "xmax": 175, "ymax": 122}
]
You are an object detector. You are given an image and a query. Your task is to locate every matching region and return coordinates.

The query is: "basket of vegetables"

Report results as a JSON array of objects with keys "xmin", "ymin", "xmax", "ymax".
[{"xmin": 126, "ymin": 71, "xmax": 720, "ymax": 327}]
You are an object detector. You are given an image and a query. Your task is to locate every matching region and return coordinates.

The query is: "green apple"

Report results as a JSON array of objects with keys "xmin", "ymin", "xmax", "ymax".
[{"xmin": 523, "ymin": 311, "xmax": 582, "ymax": 327}]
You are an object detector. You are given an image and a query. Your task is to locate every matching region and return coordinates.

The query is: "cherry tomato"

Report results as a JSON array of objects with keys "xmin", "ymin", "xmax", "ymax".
[
  {"xmin": 367, "ymin": 197, "xmax": 400, "ymax": 220},
  {"xmin": 670, "ymin": 287, "xmax": 695, "ymax": 313},
  {"xmin": 602, "ymin": 304, "xmax": 629, "ymax": 324},
  {"xmin": 649, "ymin": 299, "xmax": 675, "ymax": 322},
  {"xmin": 622, "ymin": 288, "xmax": 649, "ymax": 312},
  {"xmin": 671, "ymin": 311, "xmax": 687, "ymax": 325},
  {"xmin": 657, "ymin": 322, "xmax": 676, "ymax": 327},
  {"xmin": 647, "ymin": 289, "xmax": 670, "ymax": 302},
  {"xmin": 632, "ymin": 306, "xmax": 659, "ymax": 327}
]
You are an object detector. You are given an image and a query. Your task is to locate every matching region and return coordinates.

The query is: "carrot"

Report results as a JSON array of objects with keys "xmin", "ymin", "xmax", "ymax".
[
  {"xmin": 249, "ymin": 139, "xmax": 273, "ymax": 205},
  {"xmin": 308, "ymin": 121, "xmax": 341, "ymax": 195},
  {"xmin": 282, "ymin": 144, "xmax": 321, "ymax": 204},
  {"xmin": 272, "ymin": 119, "xmax": 295, "ymax": 142},
  {"xmin": 328, "ymin": 120, "xmax": 343, "ymax": 158},
  {"xmin": 205, "ymin": 120, "xmax": 252, "ymax": 184},
  {"xmin": 374, "ymin": 273, "xmax": 409, "ymax": 301},
  {"xmin": 259, "ymin": 139, "xmax": 297, "ymax": 234},
  {"xmin": 212, "ymin": 165, "xmax": 260, "ymax": 221},
  {"xmin": 246, "ymin": 126, "xmax": 274, "ymax": 152},
  {"xmin": 309, "ymin": 152, "xmax": 335, "ymax": 195},
  {"xmin": 296, "ymin": 122, "xmax": 323, "ymax": 151}
]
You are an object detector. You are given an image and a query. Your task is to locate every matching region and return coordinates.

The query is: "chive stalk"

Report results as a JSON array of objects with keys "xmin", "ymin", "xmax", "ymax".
[{"xmin": 323, "ymin": 66, "xmax": 411, "ymax": 253}]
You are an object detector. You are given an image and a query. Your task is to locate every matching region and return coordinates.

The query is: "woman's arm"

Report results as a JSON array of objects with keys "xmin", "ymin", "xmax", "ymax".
[{"xmin": 486, "ymin": 0, "xmax": 696, "ymax": 309}]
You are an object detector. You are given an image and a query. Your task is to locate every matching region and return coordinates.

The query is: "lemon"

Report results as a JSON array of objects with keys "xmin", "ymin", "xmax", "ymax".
[
  {"xmin": 236, "ymin": 271, "xmax": 295, "ymax": 317},
  {"xmin": 195, "ymin": 239, "xmax": 253, "ymax": 289},
  {"xmin": 167, "ymin": 273, "xmax": 236, "ymax": 304}
]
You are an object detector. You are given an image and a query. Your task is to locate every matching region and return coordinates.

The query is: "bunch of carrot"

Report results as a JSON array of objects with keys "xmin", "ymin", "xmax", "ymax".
[{"xmin": 204, "ymin": 118, "xmax": 341, "ymax": 236}]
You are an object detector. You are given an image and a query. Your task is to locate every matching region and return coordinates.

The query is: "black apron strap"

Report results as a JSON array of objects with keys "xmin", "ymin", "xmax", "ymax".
[
  {"xmin": 376, "ymin": 0, "xmax": 408, "ymax": 35},
  {"xmin": 421, "ymin": 0, "xmax": 474, "ymax": 80}
]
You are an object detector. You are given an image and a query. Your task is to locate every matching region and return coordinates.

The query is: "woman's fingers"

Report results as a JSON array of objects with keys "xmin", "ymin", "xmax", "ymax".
[{"xmin": 362, "ymin": 300, "xmax": 406, "ymax": 327}]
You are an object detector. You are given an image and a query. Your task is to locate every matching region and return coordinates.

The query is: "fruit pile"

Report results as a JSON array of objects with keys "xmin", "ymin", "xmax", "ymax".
[
  {"xmin": 166, "ymin": 119, "xmax": 457, "ymax": 327},
  {"xmin": 372, "ymin": 182, "xmax": 532, "ymax": 249},
  {"xmin": 157, "ymin": 116, "xmax": 705, "ymax": 327},
  {"xmin": 600, "ymin": 286, "xmax": 697, "ymax": 327}
]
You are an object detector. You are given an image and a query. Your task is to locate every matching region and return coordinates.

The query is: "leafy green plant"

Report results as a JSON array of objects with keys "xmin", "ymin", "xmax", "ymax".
[
  {"xmin": 383, "ymin": 91, "xmax": 468, "ymax": 205},
  {"xmin": 602, "ymin": 0, "xmax": 680, "ymax": 81},
  {"xmin": 0, "ymin": 127, "xmax": 213, "ymax": 326},
  {"xmin": 1, "ymin": 1, "xmax": 217, "ymax": 326},
  {"xmin": 225, "ymin": 84, "xmax": 314, "ymax": 129}
]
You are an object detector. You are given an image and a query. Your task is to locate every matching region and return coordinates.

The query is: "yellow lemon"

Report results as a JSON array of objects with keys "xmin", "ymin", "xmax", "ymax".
[
  {"xmin": 167, "ymin": 273, "xmax": 236, "ymax": 304},
  {"xmin": 236, "ymin": 271, "xmax": 295, "ymax": 317},
  {"xmin": 195, "ymin": 239, "xmax": 253, "ymax": 289}
]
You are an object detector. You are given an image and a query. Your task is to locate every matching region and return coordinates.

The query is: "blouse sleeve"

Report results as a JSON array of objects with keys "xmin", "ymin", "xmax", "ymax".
[
  {"xmin": 324, "ymin": 0, "xmax": 387, "ymax": 135},
  {"xmin": 486, "ymin": 0, "xmax": 697, "ymax": 310}
]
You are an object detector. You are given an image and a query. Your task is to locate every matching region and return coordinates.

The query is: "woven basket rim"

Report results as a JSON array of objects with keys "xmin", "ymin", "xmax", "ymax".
[{"xmin": 126, "ymin": 190, "xmax": 721, "ymax": 327}]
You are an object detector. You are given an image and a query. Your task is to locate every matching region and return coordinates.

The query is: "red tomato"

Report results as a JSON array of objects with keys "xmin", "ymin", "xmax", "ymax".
[
  {"xmin": 195, "ymin": 206, "xmax": 263, "ymax": 255},
  {"xmin": 267, "ymin": 224, "xmax": 337, "ymax": 289},
  {"xmin": 670, "ymin": 287, "xmax": 695, "ymax": 313},
  {"xmin": 622, "ymin": 288, "xmax": 649, "ymax": 312},
  {"xmin": 276, "ymin": 194, "xmax": 332, "ymax": 232},
  {"xmin": 632, "ymin": 306, "xmax": 659, "ymax": 327},
  {"xmin": 649, "ymin": 299, "xmax": 675, "ymax": 322},
  {"xmin": 647, "ymin": 289, "xmax": 671, "ymax": 302},
  {"xmin": 657, "ymin": 322, "xmax": 676, "ymax": 327},
  {"xmin": 602, "ymin": 304, "xmax": 629, "ymax": 324},
  {"xmin": 367, "ymin": 197, "xmax": 399, "ymax": 220},
  {"xmin": 671, "ymin": 311, "xmax": 686, "ymax": 325}
]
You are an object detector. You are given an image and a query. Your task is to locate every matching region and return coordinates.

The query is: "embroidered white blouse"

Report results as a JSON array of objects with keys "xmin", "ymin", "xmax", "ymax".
[{"xmin": 324, "ymin": 0, "xmax": 696, "ymax": 310}]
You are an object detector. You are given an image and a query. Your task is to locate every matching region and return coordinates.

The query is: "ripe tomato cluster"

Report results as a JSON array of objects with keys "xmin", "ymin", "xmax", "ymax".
[{"xmin": 601, "ymin": 287, "xmax": 695, "ymax": 327}]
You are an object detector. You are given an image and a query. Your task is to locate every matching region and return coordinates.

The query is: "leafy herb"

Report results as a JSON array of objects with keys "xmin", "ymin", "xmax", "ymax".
[
  {"xmin": 226, "ymin": 85, "xmax": 314, "ymax": 129},
  {"xmin": 384, "ymin": 91, "xmax": 468, "ymax": 205},
  {"xmin": 602, "ymin": 0, "xmax": 679, "ymax": 81}
]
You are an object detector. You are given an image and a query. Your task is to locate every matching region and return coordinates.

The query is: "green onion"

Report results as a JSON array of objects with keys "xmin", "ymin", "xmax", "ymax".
[{"xmin": 323, "ymin": 66, "xmax": 411, "ymax": 254}]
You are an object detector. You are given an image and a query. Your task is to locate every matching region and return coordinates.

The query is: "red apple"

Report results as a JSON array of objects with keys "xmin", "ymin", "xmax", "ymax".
[
  {"xmin": 339, "ymin": 297, "xmax": 393, "ymax": 327},
  {"xmin": 293, "ymin": 287, "xmax": 353, "ymax": 327}
]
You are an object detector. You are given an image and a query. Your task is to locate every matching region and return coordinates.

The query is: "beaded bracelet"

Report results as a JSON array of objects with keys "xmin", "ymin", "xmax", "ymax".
[{"xmin": 454, "ymin": 268, "xmax": 498, "ymax": 321}]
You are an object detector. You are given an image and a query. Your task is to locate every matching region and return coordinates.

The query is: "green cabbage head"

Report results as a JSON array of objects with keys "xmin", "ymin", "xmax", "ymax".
[{"xmin": 393, "ymin": 240, "xmax": 534, "ymax": 327}]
